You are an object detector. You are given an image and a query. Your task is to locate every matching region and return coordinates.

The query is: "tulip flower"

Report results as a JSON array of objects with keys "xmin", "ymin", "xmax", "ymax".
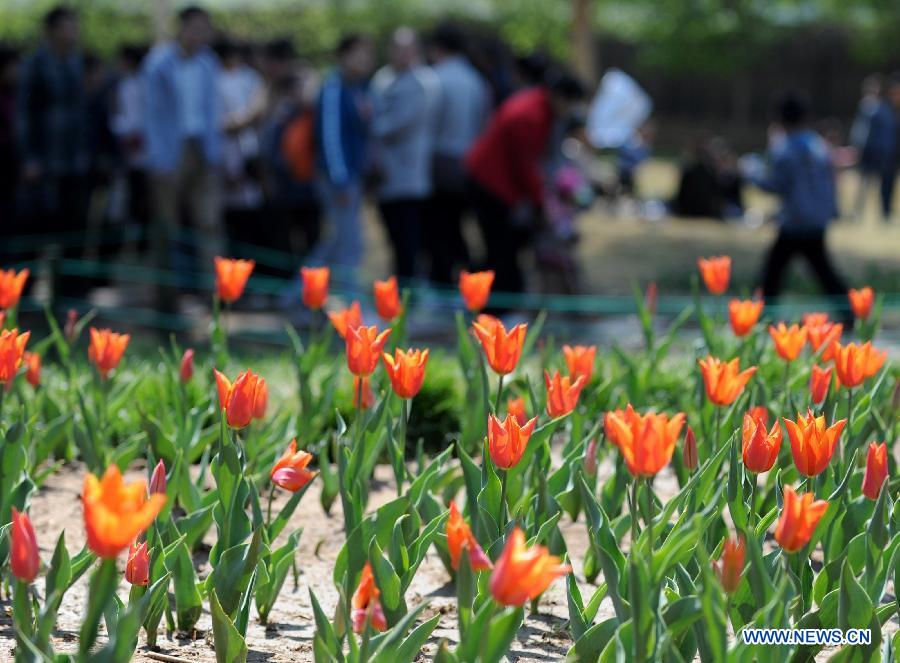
[
  {"xmin": 507, "ymin": 396, "xmax": 528, "ymax": 427},
  {"xmin": 353, "ymin": 376, "xmax": 374, "ymax": 410},
  {"xmin": 605, "ymin": 406, "xmax": 686, "ymax": 477},
  {"xmin": 270, "ymin": 439, "xmax": 317, "ymax": 492},
  {"xmin": 683, "ymin": 425, "xmax": 698, "ymax": 471},
  {"xmin": 861, "ymin": 442, "xmax": 888, "ymax": 501},
  {"xmin": 382, "ymin": 348, "xmax": 428, "ymax": 399},
  {"xmin": 804, "ymin": 320, "xmax": 842, "ymax": 359},
  {"xmin": 748, "ymin": 405, "xmax": 769, "ymax": 427},
  {"xmin": 83, "ymin": 465, "xmax": 167, "ymax": 559},
  {"xmin": 179, "ymin": 348, "xmax": 194, "ymax": 383},
  {"xmin": 0, "ymin": 311, "xmax": 5, "ymax": 329},
  {"xmin": 728, "ymin": 299, "xmax": 764, "ymax": 337},
  {"xmin": 300, "ymin": 266, "xmax": 329, "ymax": 310},
  {"xmin": 562, "ymin": 344, "xmax": 596, "ymax": 384},
  {"xmin": 783, "ymin": 409, "xmax": 846, "ymax": 477},
  {"xmin": 352, "ymin": 562, "xmax": 387, "ymax": 633},
  {"xmin": 490, "ymin": 527, "xmax": 570, "ymax": 606},
  {"xmin": 214, "ymin": 257, "xmax": 254, "ymax": 303},
  {"xmin": 488, "ymin": 413, "xmax": 538, "ymax": 470},
  {"xmin": 697, "ymin": 255, "xmax": 731, "ymax": 295},
  {"xmin": 214, "ymin": 368, "xmax": 268, "ymax": 429},
  {"xmin": 88, "ymin": 328, "xmax": 130, "ymax": 379},
  {"xmin": 809, "ymin": 364, "xmax": 832, "ymax": 405},
  {"xmin": 471, "ymin": 318, "xmax": 527, "ymax": 376},
  {"xmin": 0, "ymin": 328, "xmax": 30, "ymax": 385},
  {"xmin": 741, "ymin": 412, "xmax": 782, "ymax": 473},
  {"xmin": 23, "ymin": 351, "xmax": 40, "ymax": 388},
  {"xmin": 149, "ymin": 459, "xmax": 166, "ymax": 496},
  {"xmin": 713, "ymin": 535, "xmax": 745, "ymax": 594},
  {"xmin": 10, "ymin": 507, "xmax": 39, "ymax": 583},
  {"xmin": 584, "ymin": 438, "xmax": 598, "ymax": 476},
  {"xmin": 125, "ymin": 541, "xmax": 150, "ymax": 586},
  {"xmin": 544, "ymin": 370, "xmax": 586, "ymax": 418},
  {"xmin": 373, "ymin": 276, "xmax": 403, "ymax": 321},
  {"xmin": 774, "ymin": 486, "xmax": 828, "ymax": 553},
  {"xmin": 459, "ymin": 270, "xmax": 494, "ymax": 312},
  {"xmin": 848, "ymin": 286, "xmax": 874, "ymax": 320},
  {"xmin": 64, "ymin": 308, "xmax": 79, "ymax": 343},
  {"xmin": 328, "ymin": 301, "xmax": 364, "ymax": 340},
  {"xmin": 698, "ymin": 355, "xmax": 757, "ymax": 406},
  {"xmin": 831, "ymin": 341, "xmax": 886, "ymax": 389},
  {"xmin": 768, "ymin": 323, "xmax": 807, "ymax": 361},
  {"xmin": 0, "ymin": 268, "xmax": 29, "ymax": 310},
  {"xmin": 346, "ymin": 325, "xmax": 392, "ymax": 377},
  {"xmin": 644, "ymin": 281, "xmax": 658, "ymax": 316},
  {"xmin": 447, "ymin": 502, "xmax": 492, "ymax": 572}
]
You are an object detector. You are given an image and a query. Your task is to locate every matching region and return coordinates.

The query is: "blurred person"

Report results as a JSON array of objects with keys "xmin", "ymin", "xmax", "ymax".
[
  {"xmin": 749, "ymin": 94, "xmax": 848, "ymax": 310},
  {"xmin": 672, "ymin": 134, "xmax": 743, "ymax": 220},
  {"xmin": 143, "ymin": 5, "xmax": 223, "ymax": 311},
  {"xmin": 16, "ymin": 6, "xmax": 90, "ymax": 298},
  {"xmin": 849, "ymin": 75, "xmax": 892, "ymax": 221},
  {"xmin": 310, "ymin": 34, "xmax": 374, "ymax": 283},
  {"xmin": 884, "ymin": 73, "xmax": 900, "ymax": 223},
  {"xmin": 0, "ymin": 46, "xmax": 19, "ymax": 237},
  {"xmin": 425, "ymin": 23, "xmax": 488, "ymax": 285},
  {"xmin": 617, "ymin": 120, "xmax": 654, "ymax": 197},
  {"xmin": 466, "ymin": 69, "xmax": 586, "ymax": 299},
  {"xmin": 370, "ymin": 28, "xmax": 438, "ymax": 281}
]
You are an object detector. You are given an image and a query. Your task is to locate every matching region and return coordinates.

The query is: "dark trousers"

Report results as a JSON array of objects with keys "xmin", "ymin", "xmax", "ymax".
[
  {"xmin": 470, "ymin": 182, "xmax": 524, "ymax": 297},
  {"xmin": 379, "ymin": 198, "xmax": 424, "ymax": 280},
  {"xmin": 424, "ymin": 190, "xmax": 470, "ymax": 285},
  {"xmin": 761, "ymin": 229, "xmax": 848, "ymax": 305},
  {"xmin": 880, "ymin": 165, "xmax": 896, "ymax": 219}
]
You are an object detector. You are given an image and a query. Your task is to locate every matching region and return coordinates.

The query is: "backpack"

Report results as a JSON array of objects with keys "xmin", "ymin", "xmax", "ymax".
[{"xmin": 280, "ymin": 111, "xmax": 316, "ymax": 182}]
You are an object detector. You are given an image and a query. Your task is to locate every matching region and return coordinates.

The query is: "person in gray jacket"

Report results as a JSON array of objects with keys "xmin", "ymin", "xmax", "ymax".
[{"xmin": 371, "ymin": 28, "xmax": 438, "ymax": 280}]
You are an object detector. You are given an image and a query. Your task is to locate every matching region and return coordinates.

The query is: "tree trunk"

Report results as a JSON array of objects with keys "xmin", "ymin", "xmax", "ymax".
[{"xmin": 571, "ymin": 0, "xmax": 597, "ymax": 87}]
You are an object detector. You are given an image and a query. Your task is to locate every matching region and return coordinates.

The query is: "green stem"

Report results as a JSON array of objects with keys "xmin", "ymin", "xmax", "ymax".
[
  {"xmin": 397, "ymin": 398, "xmax": 409, "ymax": 496},
  {"xmin": 499, "ymin": 468, "xmax": 509, "ymax": 533},
  {"xmin": 355, "ymin": 376, "xmax": 364, "ymax": 446},
  {"xmin": 747, "ymin": 474, "xmax": 756, "ymax": 529},
  {"xmin": 844, "ymin": 388, "xmax": 853, "ymax": 463},
  {"xmin": 782, "ymin": 361, "xmax": 791, "ymax": 413},
  {"xmin": 494, "ymin": 374, "xmax": 505, "ymax": 414},
  {"xmin": 713, "ymin": 406, "xmax": 722, "ymax": 453},
  {"xmin": 645, "ymin": 478, "xmax": 655, "ymax": 556},
  {"xmin": 630, "ymin": 478, "xmax": 640, "ymax": 554},
  {"xmin": 266, "ymin": 483, "xmax": 277, "ymax": 527}
]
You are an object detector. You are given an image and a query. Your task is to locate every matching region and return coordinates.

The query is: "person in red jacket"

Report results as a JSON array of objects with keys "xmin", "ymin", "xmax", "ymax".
[{"xmin": 466, "ymin": 71, "xmax": 586, "ymax": 299}]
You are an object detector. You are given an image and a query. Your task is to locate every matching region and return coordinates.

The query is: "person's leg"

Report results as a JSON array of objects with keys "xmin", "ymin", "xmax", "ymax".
[
  {"xmin": 879, "ymin": 164, "xmax": 896, "ymax": 222},
  {"xmin": 187, "ymin": 147, "xmax": 225, "ymax": 284},
  {"xmin": 149, "ymin": 163, "xmax": 182, "ymax": 312},
  {"xmin": 471, "ymin": 184, "xmax": 519, "ymax": 298},
  {"xmin": 426, "ymin": 191, "xmax": 467, "ymax": 285},
  {"xmin": 384, "ymin": 198, "xmax": 421, "ymax": 281},
  {"xmin": 760, "ymin": 230, "xmax": 796, "ymax": 300},
  {"xmin": 328, "ymin": 180, "xmax": 364, "ymax": 287},
  {"xmin": 799, "ymin": 230, "xmax": 851, "ymax": 320}
]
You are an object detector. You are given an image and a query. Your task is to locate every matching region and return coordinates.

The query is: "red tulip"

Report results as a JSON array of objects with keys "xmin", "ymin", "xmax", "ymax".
[
  {"xmin": 373, "ymin": 276, "xmax": 403, "ymax": 321},
  {"xmin": 125, "ymin": 541, "xmax": 150, "ymax": 586},
  {"xmin": 713, "ymin": 535, "xmax": 745, "ymax": 594},
  {"xmin": 697, "ymin": 256, "xmax": 731, "ymax": 295},
  {"xmin": 149, "ymin": 459, "xmax": 166, "ymax": 496},
  {"xmin": 10, "ymin": 507, "xmax": 39, "ymax": 583},
  {"xmin": 861, "ymin": 442, "xmax": 888, "ymax": 501},
  {"xmin": 300, "ymin": 267, "xmax": 329, "ymax": 310},
  {"xmin": 179, "ymin": 348, "xmax": 195, "ymax": 383},
  {"xmin": 214, "ymin": 257, "xmax": 254, "ymax": 303},
  {"xmin": 848, "ymin": 287, "xmax": 874, "ymax": 320}
]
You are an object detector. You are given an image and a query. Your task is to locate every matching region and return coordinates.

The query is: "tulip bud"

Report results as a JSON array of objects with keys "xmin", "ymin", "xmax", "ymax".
[
  {"xmin": 713, "ymin": 535, "xmax": 745, "ymax": 594},
  {"xmin": 892, "ymin": 377, "xmax": 900, "ymax": 411},
  {"xmin": 683, "ymin": 425, "xmax": 698, "ymax": 471},
  {"xmin": 149, "ymin": 459, "xmax": 166, "ymax": 496},
  {"xmin": 645, "ymin": 282, "xmax": 658, "ymax": 316},
  {"xmin": 64, "ymin": 309, "xmax": 79, "ymax": 343},
  {"xmin": 0, "ymin": 311, "xmax": 6, "ymax": 329},
  {"xmin": 179, "ymin": 348, "xmax": 194, "ymax": 383},
  {"xmin": 10, "ymin": 507, "xmax": 39, "ymax": 583},
  {"xmin": 125, "ymin": 541, "xmax": 150, "ymax": 586},
  {"xmin": 584, "ymin": 438, "xmax": 598, "ymax": 477}
]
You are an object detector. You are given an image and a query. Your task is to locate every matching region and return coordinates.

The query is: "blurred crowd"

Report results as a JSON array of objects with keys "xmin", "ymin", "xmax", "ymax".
[{"xmin": 0, "ymin": 5, "xmax": 593, "ymax": 312}]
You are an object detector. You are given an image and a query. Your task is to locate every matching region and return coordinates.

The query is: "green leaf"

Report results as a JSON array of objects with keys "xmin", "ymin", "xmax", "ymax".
[{"xmin": 209, "ymin": 589, "xmax": 248, "ymax": 663}]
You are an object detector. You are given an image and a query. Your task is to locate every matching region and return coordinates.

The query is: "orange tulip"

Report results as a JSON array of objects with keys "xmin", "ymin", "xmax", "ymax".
[
  {"xmin": 300, "ymin": 267, "xmax": 329, "ymax": 310},
  {"xmin": 353, "ymin": 376, "xmax": 374, "ymax": 409},
  {"xmin": 214, "ymin": 368, "xmax": 268, "ymax": 429},
  {"xmin": 748, "ymin": 405, "xmax": 769, "ymax": 428},
  {"xmin": 88, "ymin": 328, "xmax": 130, "ymax": 379},
  {"xmin": 0, "ymin": 268, "xmax": 29, "ymax": 310},
  {"xmin": 728, "ymin": 299, "xmax": 764, "ymax": 337},
  {"xmin": 809, "ymin": 364, "xmax": 833, "ymax": 405},
  {"xmin": 471, "ymin": 318, "xmax": 527, "ymax": 376},
  {"xmin": 125, "ymin": 541, "xmax": 150, "ymax": 586},
  {"xmin": 22, "ymin": 351, "xmax": 40, "ymax": 388},
  {"xmin": 848, "ymin": 287, "xmax": 874, "ymax": 320},
  {"xmin": 10, "ymin": 507, "xmax": 39, "ymax": 583},
  {"xmin": 346, "ymin": 325, "xmax": 392, "ymax": 377},
  {"xmin": 487, "ymin": 413, "xmax": 538, "ymax": 469},
  {"xmin": 783, "ymin": 409, "xmax": 846, "ymax": 477},
  {"xmin": 562, "ymin": 344, "xmax": 596, "ymax": 383},
  {"xmin": 544, "ymin": 370, "xmax": 586, "ymax": 418},
  {"xmin": 179, "ymin": 348, "xmax": 194, "ymax": 383},
  {"xmin": 83, "ymin": 465, "xmax": 167, "ymax": 559},
  {"xmin": 447, "ymin": 502, "xmax": 492, "ymax": 572},
  {"xmin": 741, "ymin": 412, "xmax": 782, "ymax": 473},
  {"xmin": 507, "ymin": 396, "xmax": 528, "ymax": 427},
  {"xmin": 698, "ymin": 355, "xmax": 757, "ymax": 406},
  {"xmin": 831, "ymin": 341, "xmax": 886, "ymax": 389},
  {"xmin": 490, "ymin": 527, "xmax": 570, "ymax": 606},
  {"xmin": 713, "ymin": 535, "xmax": 745, "ymax": 594},
  {"xmin": 373, "ymin": 276, "xmax": 403, "ymax": 321},
  {"xmin": 683, "ymin": 425, "xmax": 698, "ymax": 471},
  {"xmin": 605, "ymin": 406, "xmax": 686, "ymax": 477},
  {"xmin": 774, "ymin": 486, "xmax": 828, "ymax": 553},
  {"xmin": 0, "ymin": 328, "xmax": 29, "ymax": 385},
  {"xmin": 697, "ymin": 256, "xmax": 731, "ymax": 295},
  {"xmin": 804, "ymin": 320, "xmax": 842, "ymax": 358},
  {"xmin": 351, "ymin": 562, "xmax": 387, "ymax": 633},
  {"xmin": 214, "ymin": 257, "xmax": 254, "ymax": 303},
  {"xmin": 328, "ymin": 300, "xmax": 363, "ymax": 339},
  {"xmin": 382, "ymin": 348, "xmax": 429, "ymax": 399},
  {"xmin": 459, "ymin": 270, "xmax": 494, "ymax": 312},
  {"xmin": 768, "ymin": 323, "xmax": 807, "ymax": 361},
  {"xmin": 270, "ymin": 439, "xmax": 317, "ymax": 492},
  {"xmin": 861, "ymin": 442, "xmax": 888, "ymax": 501}
]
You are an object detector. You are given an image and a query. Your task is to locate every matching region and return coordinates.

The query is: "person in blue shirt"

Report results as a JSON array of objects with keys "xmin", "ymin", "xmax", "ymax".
[
  {"xmin": 309, "ymin": 34, "xmax": 374, "ymax": 285},
  {"xmin": 752, "ymin": 93, "xmax": 848, "ymax": 311}
]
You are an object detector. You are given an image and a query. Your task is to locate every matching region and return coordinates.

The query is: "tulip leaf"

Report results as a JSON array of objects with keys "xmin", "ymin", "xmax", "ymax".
[
  {"xmin": 838, "ymin": 558, "xmax": 874, "ymax": 631},
  {"xmin": 209, "ymin": 589, "xmax": 248, "ymax": 663}
]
